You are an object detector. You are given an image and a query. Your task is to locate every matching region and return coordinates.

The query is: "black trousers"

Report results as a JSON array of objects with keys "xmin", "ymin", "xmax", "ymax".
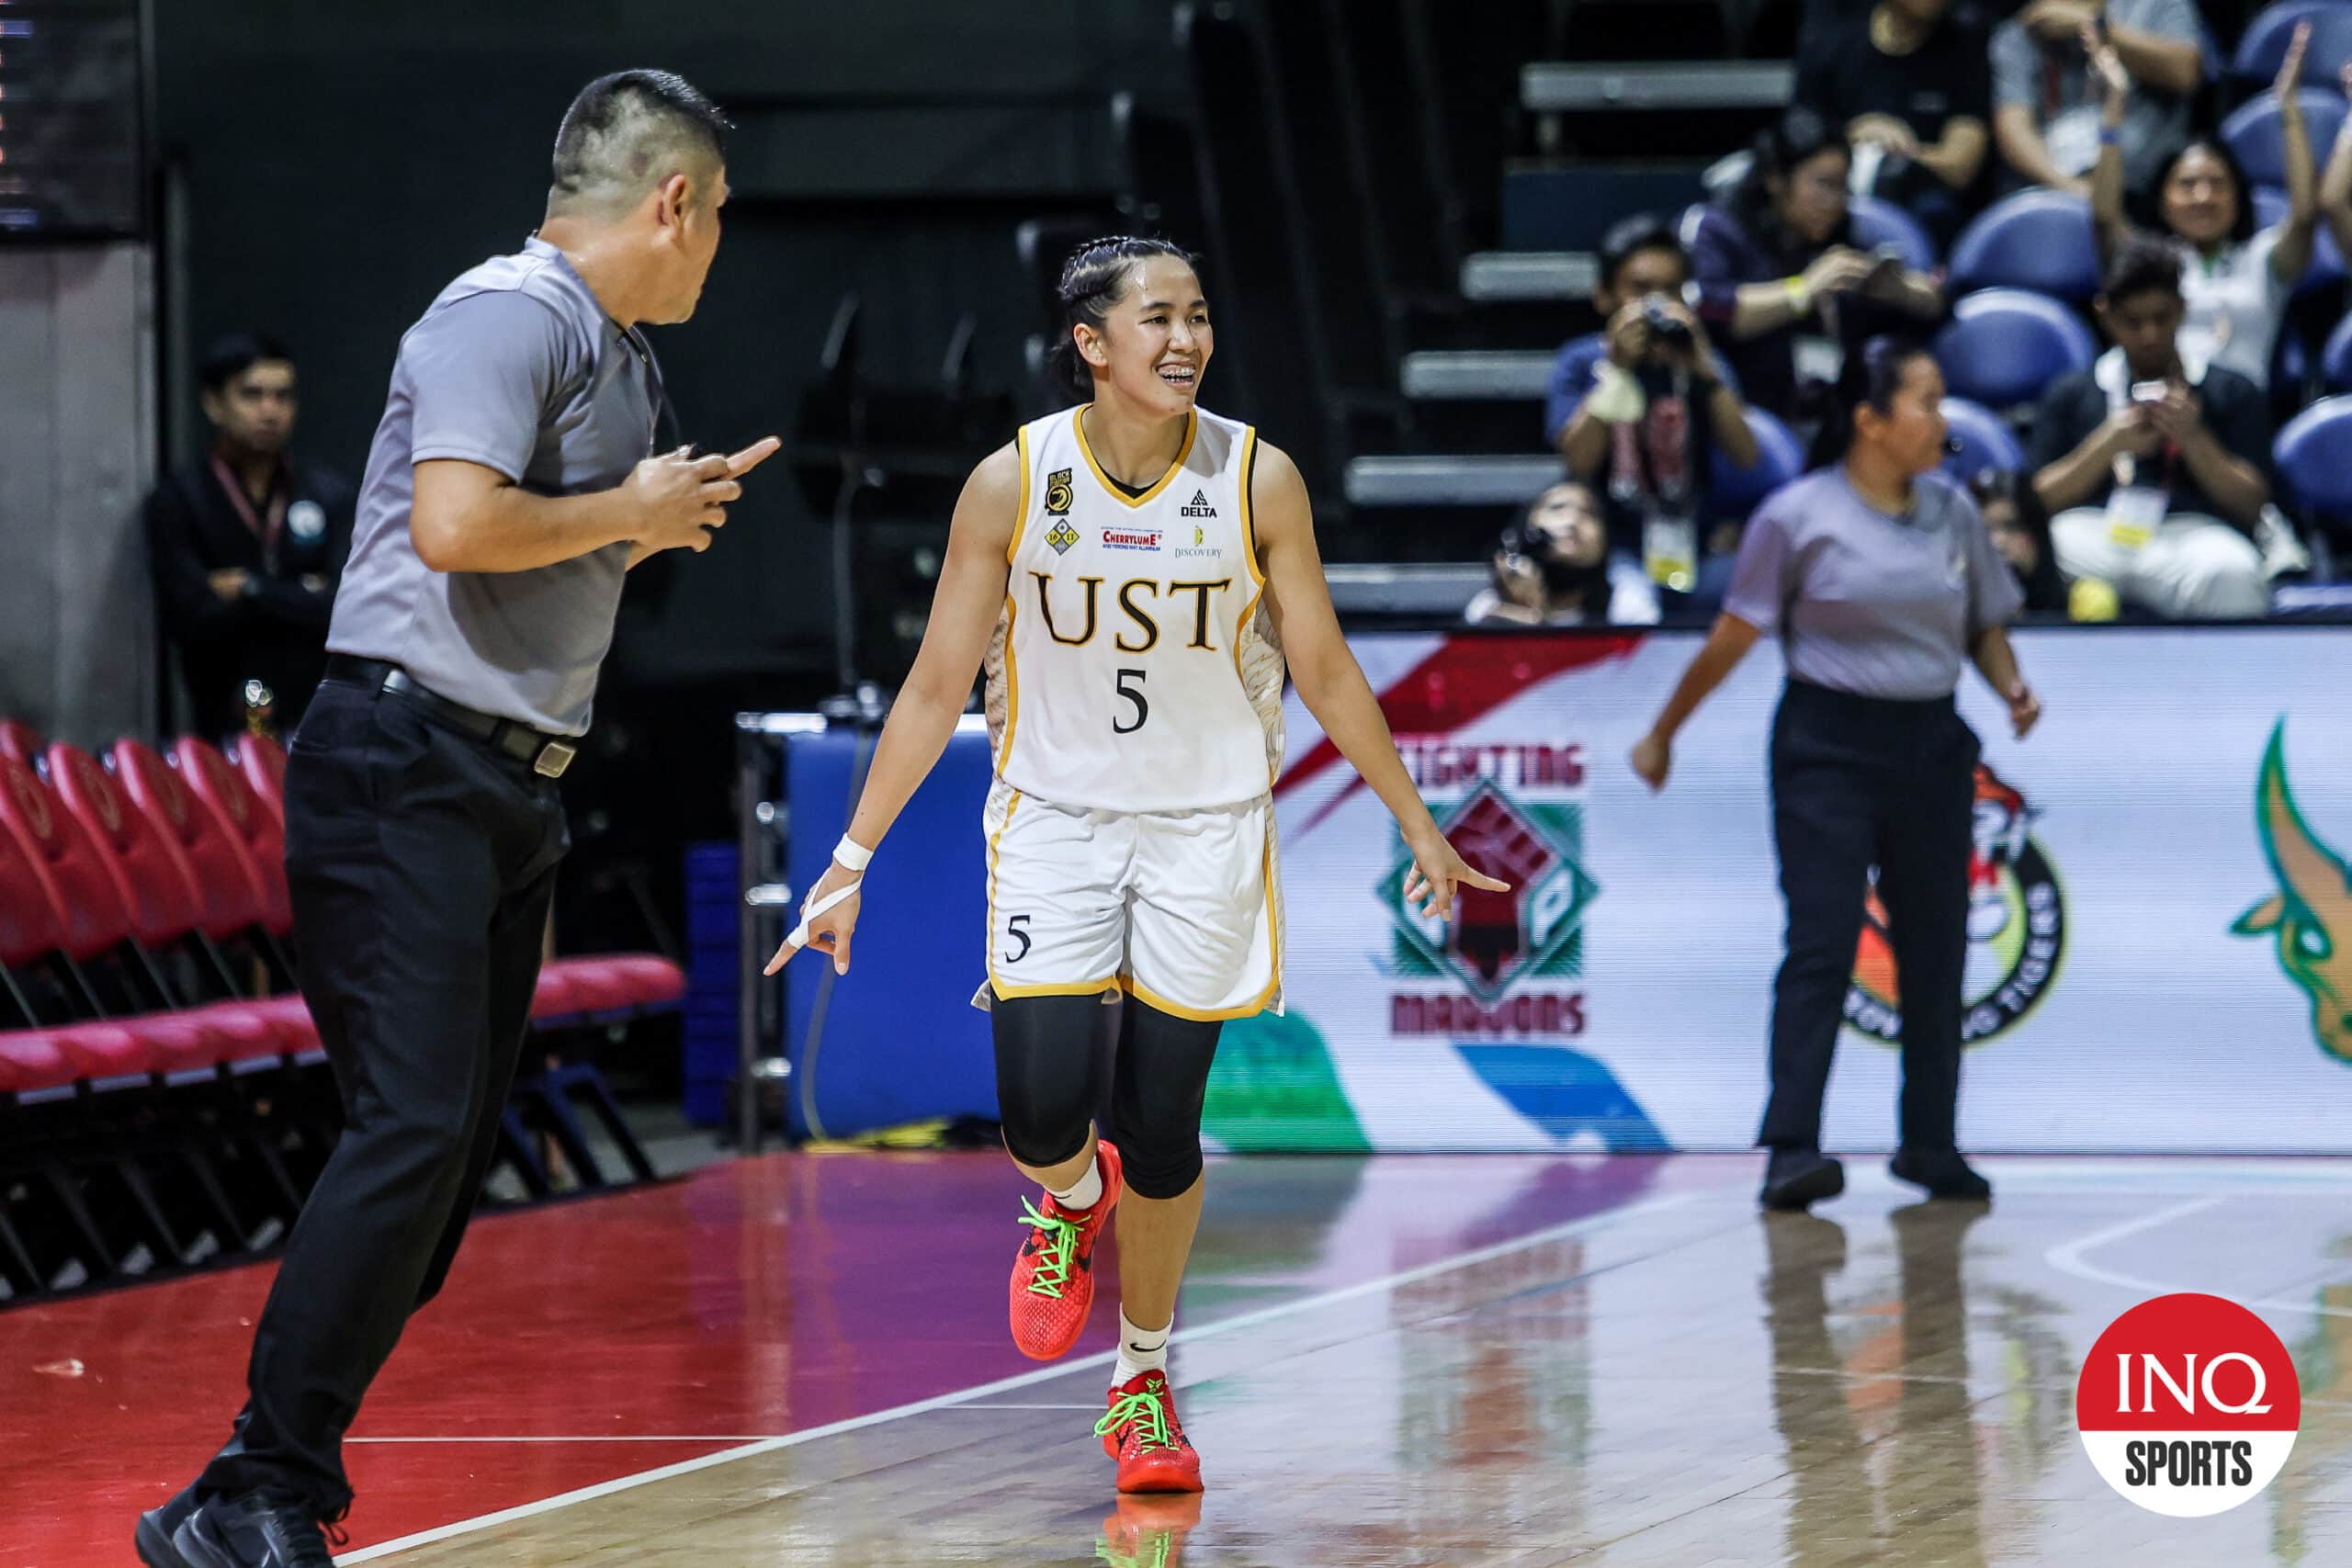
[
  {"xmin": 198, "ymin": 679, "xmax": 569, "ymax": 1515},
  {"xmin": 1758, "ymin": 679, "xmax": 1977, "ymax": 1155}
]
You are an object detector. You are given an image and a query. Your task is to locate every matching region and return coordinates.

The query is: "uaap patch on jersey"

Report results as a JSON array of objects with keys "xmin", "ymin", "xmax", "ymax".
[
  {"xmin": 1046, "ymin": 518, "xmax": 1080, "ymax": 555},
  {"xmin": 1044, "ymin": 468, "xmax": 1075, "ymax": 516},
  {"xmin": 1180, "ymin": 489, "xmax": 1218, "ymax": 519},
  {"xmin": 1102, "ymin": 527, "xmax": 1163, "ymax": 552}
]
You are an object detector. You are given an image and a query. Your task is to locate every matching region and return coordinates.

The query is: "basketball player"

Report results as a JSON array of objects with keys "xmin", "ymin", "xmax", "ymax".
[{"xmin": 766, "ymin": 236, "xmax": 1505, "ymax": 1494}]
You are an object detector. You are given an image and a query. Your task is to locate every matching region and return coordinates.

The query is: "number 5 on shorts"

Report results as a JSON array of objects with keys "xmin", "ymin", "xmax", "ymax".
[
  {"xmin": 1003, "ymin": 913, "xmax": 1033, "ymax": 964},
  {"xmin": 1114, "ymin": 668, "xmax": 1148, "ymax": 734}
]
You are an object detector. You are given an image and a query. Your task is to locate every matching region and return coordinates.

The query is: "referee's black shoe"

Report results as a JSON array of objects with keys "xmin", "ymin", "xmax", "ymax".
[
  {"xmin": 134, "ymin": 1484, "xmax": 198, "ymax": 1568},
  {"xmin": 174, "ymin": 1490, "xmax": 343, "ymax": 1568},
  {"xmin": 1759, "ymin": 1148, "xmax": 1845, "ymax": 1211},
  {"xmin": 1889, "ymin": 1146, "xmax": 1993, "ymax": 1202}
]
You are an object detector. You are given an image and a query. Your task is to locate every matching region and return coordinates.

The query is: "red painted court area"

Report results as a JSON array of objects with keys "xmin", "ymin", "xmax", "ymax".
[{"xmin": 1, "ymin": 1149, "xmax": 1702, "ymax": 1565}]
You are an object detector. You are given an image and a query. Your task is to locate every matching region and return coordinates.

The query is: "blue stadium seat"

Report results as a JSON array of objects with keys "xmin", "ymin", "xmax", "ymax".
[
  {"xmin": 1939, "ymin": 397, "xmax": 2025, "ymax": 481},
  {"xmin": 2232, "ymin": 3, "xmax": 2352, "ymax": 91},
  {"xmin": 2276, "ymin": 396, "xmax": 2352, "ymax": 521},
  {"xmin": 1932, "ymin": 289, "xmax": 2099, "ymax": 410},
  {"xmin": 2251, "ymin": 185, "xmax": 2346, "ymax": 296},
  {"xmin": 1711, "ymin": 406, "xmax": 1804, "ymax": 522},
  {"xmin": 2222, "ymin": 91, "xmax": 2348, "ymax": 191},
  {"xmin": 2324, "ymin": 315, "xmax": 2352, "ymax": 393},
  {"xmin": 1848, "ymin": 194, "xmax": 1937, "ymax": 272},
  {"xmin": 1949, "ymin": 190, "xmax": 2101, "ymax": 302}
]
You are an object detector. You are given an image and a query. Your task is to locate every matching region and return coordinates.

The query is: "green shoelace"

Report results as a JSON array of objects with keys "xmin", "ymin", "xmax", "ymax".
[
  {"xmin": 1095, "ymin": 1386, "xmax": 1179, "ymax": 1452},
  {"xmin": 1019, "ymin": 1197, "xmax": 1081, "ymax": 1298}
]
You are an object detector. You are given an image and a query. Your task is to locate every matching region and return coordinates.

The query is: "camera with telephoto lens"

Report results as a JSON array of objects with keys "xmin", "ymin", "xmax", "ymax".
[{"xmin": 1642, "ymin": 296, "xmax": 1691, "ymax": 350}]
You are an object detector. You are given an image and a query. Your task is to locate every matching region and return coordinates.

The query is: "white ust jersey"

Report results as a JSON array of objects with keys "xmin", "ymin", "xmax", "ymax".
[{"xmin": 985, "ymin": 405, "xmax": 1286, "ymax": 813}]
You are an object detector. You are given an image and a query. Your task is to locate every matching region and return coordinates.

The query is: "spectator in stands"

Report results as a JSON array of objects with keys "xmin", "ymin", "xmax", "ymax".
[
  {"xmin": 1465, "ymin": 482, "xmax": 1659, "ymax": 627},
  {"xmin": 1794, "ymin": 0, "xmax": 1994, "ymax": 248},
  {"xmin": 1687, "ymin": 108, "xmax": 1947, "ymax": 424},
  {"xmin": 145, "ymin": 333, "xmax": 355, "ymax": 739},
  {"xmin": 2088, "ymin": 21, "xmax": 2322, "ymax": 389},
  {"xmin": 1970, "ymin": 468, "xmax": 2068, "ymax": 615},
  {"xmin": 2029, "ymin": 240, "xmax": 2273, "ymax": 619},
  {"xmin": 1546, "ymin": 214, "xmax": 1760, "ymax": 616},
  {"xmin": 2321, "ymin": 62, "xmax": 2352, "ymax": 280},
  {"xmin": 1992, "ymin": 0, "xmax": 2202, "ymax": 199}
]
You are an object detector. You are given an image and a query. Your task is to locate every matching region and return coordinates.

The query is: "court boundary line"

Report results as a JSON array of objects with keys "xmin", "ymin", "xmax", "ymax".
[
  {"xmin": 2043, "ymin": 1194, "xmax": 2352, "ymax": 1319},
  {"xmin": 339, "ymin": 1188, "xmax": 1704, "ymax": 1562}
]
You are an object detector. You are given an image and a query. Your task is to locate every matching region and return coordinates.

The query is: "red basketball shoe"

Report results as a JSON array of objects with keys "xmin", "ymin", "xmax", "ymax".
[
  {"xmin": 1008, "ymin": 1138, "xmax": 1123, "ymax": 1360},
  {"xmin": 1096, "ymin": 1370, "xmax": 1204, "ymax": 1494}
]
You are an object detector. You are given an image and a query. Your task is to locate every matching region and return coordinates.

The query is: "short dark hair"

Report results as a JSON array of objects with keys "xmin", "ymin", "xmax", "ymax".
[
  {"xmin": 2101, "ymin": 236, "xmax": 2185, "ymax": 308},
  {"xmin": 1598, "ymin": 213, "xmax": 1688, "ymax": 296},
  {"xmin": 1052, "ymin": 234, "xmax": 1197, "ymax": 393},
  {"xmin": 550, "ymin": 70, "xmax": 730, "ymax": 214},
  {"xmin": 198, "ymin": 332, "xmax": 293, "ymax": 394}
]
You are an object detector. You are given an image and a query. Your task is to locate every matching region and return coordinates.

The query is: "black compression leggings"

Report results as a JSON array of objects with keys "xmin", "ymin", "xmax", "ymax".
[{"xmin": 992, "ymin": 993, "xmax": 1223, "ymax": 1200}]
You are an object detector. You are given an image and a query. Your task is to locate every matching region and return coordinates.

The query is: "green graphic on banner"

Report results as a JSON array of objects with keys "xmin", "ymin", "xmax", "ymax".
[
  {"xmin": 1204, "ymin": 1010, "xmax": 1372, "ymax": 1152},
  {"xmin": 2233, "ymin": 721, "xmax": 2352, "ymax": 1064},
  {"xmin": 1378, "ymin": 780, "xmax": 1598, "ymax": 1004}
]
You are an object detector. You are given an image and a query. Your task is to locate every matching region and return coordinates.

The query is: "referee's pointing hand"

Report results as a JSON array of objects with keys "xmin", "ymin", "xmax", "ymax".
[{"xmin": 628, "ymin": 435, "xmax": 780, "ymax": 554}]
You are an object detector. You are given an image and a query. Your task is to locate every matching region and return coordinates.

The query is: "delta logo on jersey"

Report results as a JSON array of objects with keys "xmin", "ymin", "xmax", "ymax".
[
  {"xmin": 1377, "ymin": 748, "xmax": 1598, "ymax": 1037},
  {"xmin": 1844, "ymin": 761, "xmax": 2064, "ymax": 1047},
  {"xmin": 2076, "ymin": 1293, "xmax": 2300, "ymax": 1517}
]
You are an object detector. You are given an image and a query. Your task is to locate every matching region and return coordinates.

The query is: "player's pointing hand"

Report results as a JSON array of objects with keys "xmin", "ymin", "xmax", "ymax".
[{"xmin": 1399, "ymin": 823, "xmax": 1510, "ymax": 923}]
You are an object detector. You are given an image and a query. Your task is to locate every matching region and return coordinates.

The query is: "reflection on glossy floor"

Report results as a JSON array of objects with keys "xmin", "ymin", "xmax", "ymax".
[{"xmin": 14, "ymin": 1154, "xmax": 2352, "ymax": 1565}]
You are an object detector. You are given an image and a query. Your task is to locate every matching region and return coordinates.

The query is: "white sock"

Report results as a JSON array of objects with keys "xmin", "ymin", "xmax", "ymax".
[
  {"xmin": 1046, "ymin": 1152, "xmax": 1102, "ymax": 1212},
  {"xmin": 1115, "ymin": 1309, "xmax": 1170, "ymax": 1385}
]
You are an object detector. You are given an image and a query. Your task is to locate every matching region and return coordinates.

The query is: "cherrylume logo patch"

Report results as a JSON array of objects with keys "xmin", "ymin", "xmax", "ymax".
[{"xmin": 2075, "ymin": 1293, "xmax": 2300, "ymax": 1517}]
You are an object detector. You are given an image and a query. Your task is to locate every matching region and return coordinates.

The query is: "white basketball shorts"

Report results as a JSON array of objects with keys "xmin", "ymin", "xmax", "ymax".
[{"xmin": 974, "ymin": 776, "xmax": 1283, "ymax": 1021}]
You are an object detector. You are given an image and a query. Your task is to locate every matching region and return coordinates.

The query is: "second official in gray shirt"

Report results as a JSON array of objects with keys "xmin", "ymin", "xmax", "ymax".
[{"xmin": 1629, "ymin": 337, "xmax": 2041, "ymax": 1214}]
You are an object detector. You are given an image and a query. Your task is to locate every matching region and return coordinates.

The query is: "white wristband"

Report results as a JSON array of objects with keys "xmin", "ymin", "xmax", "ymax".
[{"xmin": 832, "ymin": 834, "xmax": 875, "ymax": 873}]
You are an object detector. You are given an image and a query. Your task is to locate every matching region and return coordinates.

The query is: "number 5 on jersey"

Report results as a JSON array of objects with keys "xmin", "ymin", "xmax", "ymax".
[{"xmin": 1114, "ymin": 668, "xmax": 1149, "ymax": 734}]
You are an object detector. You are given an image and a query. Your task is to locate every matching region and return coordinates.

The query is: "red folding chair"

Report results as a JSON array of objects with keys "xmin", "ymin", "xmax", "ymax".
[
  {"xmin": 224, "ymin": 733, "xmax": 287, "ymax": 833},
  {"xmin": 171, "ymin": 737, "xmax": 293, "ymax": 937},
  {"xmin": 0, "ymin": 755, "xmax": 292, "ymax": 1067},
  {"xmin": 0, "ymin": 718, "xmax": 43, "ymax": 770}
]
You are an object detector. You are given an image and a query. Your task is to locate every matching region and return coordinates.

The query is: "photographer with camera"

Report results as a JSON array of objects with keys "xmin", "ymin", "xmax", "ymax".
[
  {"xmin": 1548, "ymin": 214, "xmax": 1761, "ymax": 619},
  {"xmin": 1465, "ymin": 481, "xmax": 1661, "ymax": 628},
  {"xmin": 2027, "ymin": 239, "xmax": 2273, "ymax": 620}
]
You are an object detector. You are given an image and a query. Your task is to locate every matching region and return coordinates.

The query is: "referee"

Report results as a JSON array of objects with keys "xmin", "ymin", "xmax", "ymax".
[
  {"xmin": 138, "ymin": 71, "xmax": 776, "ymax": 1568},
  {"xmin": 1629, "ymin": 338, "xmax": 2040, "ymax": 1213}
]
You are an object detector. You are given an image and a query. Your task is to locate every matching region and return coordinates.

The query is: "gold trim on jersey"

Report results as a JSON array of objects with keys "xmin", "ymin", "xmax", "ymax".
[
  {"xmin": 1230, "ymin": 424, "xmax": 1267, "ymax": 672},
  {"xmin": 1007, "ymin": 424, "xmax": 1034, "ymax": 565},
  {"xmin": 1073, "ymin": 405, "xmax": 1198, "ymax": 509},
  {"xmin": 992, "ymin": 594, "xmax": 1021, "ymax": 773},
  {"xmin": 1236, "ymin": 425, "xmax": 1264, "ymax": 591}
]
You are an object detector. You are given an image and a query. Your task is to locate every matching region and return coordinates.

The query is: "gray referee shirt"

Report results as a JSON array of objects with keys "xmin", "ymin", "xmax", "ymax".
[
  {"xmin": 1723, "ymin": 468, "xmax": 2024, "ymax": 701},
  {"xmin": 327, "ymin": 236, "xmax": 662, "ymax": 736}
]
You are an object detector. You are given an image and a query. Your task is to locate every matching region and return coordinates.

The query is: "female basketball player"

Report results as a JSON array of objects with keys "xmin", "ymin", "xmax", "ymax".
[{"xmin": 767, "ymin": 236, "xmax": 1504, "ymax": 1495}]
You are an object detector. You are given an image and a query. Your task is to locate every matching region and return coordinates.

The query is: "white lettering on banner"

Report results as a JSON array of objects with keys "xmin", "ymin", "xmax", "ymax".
[{"xmin": 1396, "ymin": 739, "xmax": 1586, "ymax": 792}]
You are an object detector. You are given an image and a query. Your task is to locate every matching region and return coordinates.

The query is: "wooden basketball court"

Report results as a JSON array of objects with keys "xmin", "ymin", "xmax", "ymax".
[{"xmin": 13, "ymin": 1152, "xmax": 2352, "ymax": 1565}]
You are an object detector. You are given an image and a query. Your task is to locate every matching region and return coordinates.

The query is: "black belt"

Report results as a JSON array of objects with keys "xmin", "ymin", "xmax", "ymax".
[{"xmin": 323, "ymin": 655, "xmax": 579, "ymax": 778}]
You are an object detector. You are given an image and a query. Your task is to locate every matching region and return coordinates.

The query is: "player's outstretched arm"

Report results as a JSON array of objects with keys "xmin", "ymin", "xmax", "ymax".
[
  {"xmin": 1252, "ymin": 440, "xmax": 1509, "ymax": 922},
  {"xmin": 766, "ymin": 441, "xmax": 1021, "ymax": 976}
]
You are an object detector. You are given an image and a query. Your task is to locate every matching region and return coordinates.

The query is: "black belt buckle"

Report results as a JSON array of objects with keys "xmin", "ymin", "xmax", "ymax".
[{"xmin": 532, "ymin": 740, "xmax": 577, "ymax": 779}]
